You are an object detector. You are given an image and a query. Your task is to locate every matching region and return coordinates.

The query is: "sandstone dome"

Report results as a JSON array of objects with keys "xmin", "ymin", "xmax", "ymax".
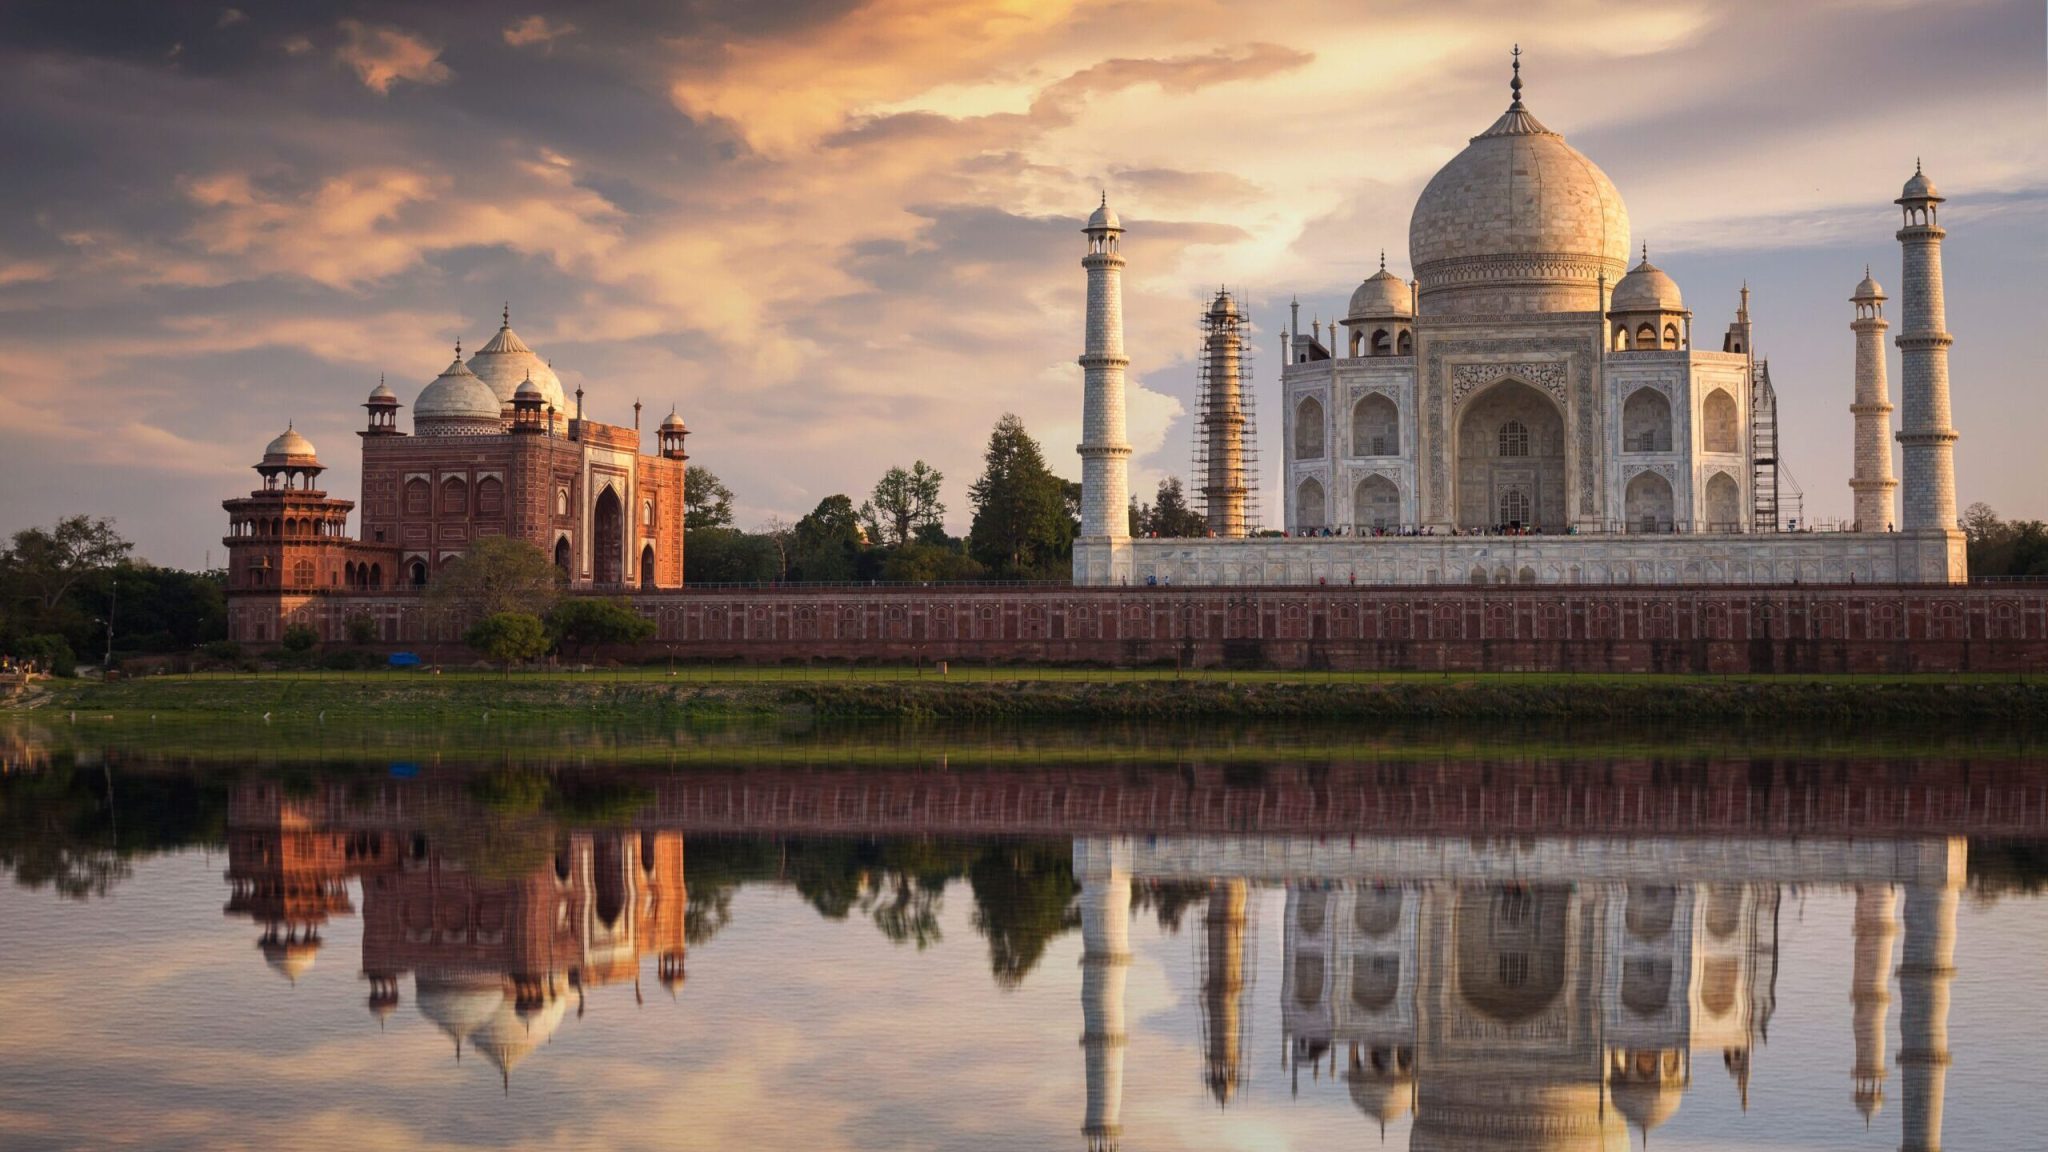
[{"xmin": 1408, "ymin": 77, "xmax": 1629, "ymax": 316}]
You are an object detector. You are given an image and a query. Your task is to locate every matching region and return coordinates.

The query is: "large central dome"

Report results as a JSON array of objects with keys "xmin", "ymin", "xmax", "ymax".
[{"xmin": 1407, "ymin": 66, "xmax": 1629, "ymax": 317}]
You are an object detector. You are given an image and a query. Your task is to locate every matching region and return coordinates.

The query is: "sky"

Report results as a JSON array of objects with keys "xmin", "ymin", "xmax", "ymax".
[{"xmin": 0, "ymin": 0, "xmax": 2041, "ymax": 568}]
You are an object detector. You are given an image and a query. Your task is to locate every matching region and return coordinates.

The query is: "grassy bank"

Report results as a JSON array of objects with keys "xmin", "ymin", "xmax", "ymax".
[{"xmin": 16, "ymin": 666, "xmax": 2048, "ymax": 729}]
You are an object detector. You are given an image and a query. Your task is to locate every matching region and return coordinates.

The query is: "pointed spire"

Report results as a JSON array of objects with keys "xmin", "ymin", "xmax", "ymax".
[
  {"xmin": 1642, "ymin": 242, "xmax": 1649, "ymax": 264},
  {"xmin": 1916, "ymin": 156, "xmax": 1922, "ymax": 175},
  {"xmin": 1509, "ymin": 44, "xmax": 1524, "ymax": 109},
  {"xmin": 1100, "ymin": 189, "xmax": 1107, "ymax": 208},
  {"xmin": 1379, "ymin": 249, "xmax": 1386, "ymax": 272}
]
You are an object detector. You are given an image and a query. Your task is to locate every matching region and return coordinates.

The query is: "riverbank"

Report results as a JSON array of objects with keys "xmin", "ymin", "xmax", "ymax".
[{"xmin": 16, "ymin": 667, "xmax": 2048, "ymax": 727}]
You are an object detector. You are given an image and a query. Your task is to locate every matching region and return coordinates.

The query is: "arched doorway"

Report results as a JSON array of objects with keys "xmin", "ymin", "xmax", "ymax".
[
  {"xmin": 1354, "ymin": 475, "xmax": 1398, "ymax": 531},
  {"xmin": 1702, "ymin": 389, "xmax": 1739, "ymax": 453},
  {"xmin": 1705, "ymin": 472, "xmax": 1741, "ymax": 530},
  {"xmin": 554, "ymin": 536, "xmax": 572, "ymax": 577},
  {"xmin": 1626, "ymin": 471, "xmax": 1675, "ymax": 533},
  {"xmin": 1456, "ymin": 380, "xmax": 1565, "ymax": 531},
  {"xmin": 407, "ymin": 559, "xmax": 427, "ymax": 587},
  {"xmin": 639, "ymin": 544, "xmax": 656, "ymax": 589},
  {"xmin": 1353, "ymin": 394, "xmax": 1399, "ymax": 456},
  {"xmin": 1296, "ymin": 477, "xmax": 1326, "ymax": 530},
  {"xmin": 1455, "ymin": 884, "xmax": 1571, "ymax": 1026},
  {"xmin": 593, "ymin": 487, "xmax": 623, "ymax": 585}
]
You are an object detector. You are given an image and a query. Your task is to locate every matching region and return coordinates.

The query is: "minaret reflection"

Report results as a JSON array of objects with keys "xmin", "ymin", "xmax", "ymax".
[
  {"xmin": 1199, "ymin": 879, "xmax": 1250, "ymax": 1106},
  {"xmin": 1076, "ymin": 840, "xmax": 1130, "ymax": 1152},
  {"xmin": 1851, "ymin": 885, "xmax": 1898, "ymax": 1123},
  {"xmin": 1897, "ymin": 840, "xmax": 1963, "ymax": 1152}
]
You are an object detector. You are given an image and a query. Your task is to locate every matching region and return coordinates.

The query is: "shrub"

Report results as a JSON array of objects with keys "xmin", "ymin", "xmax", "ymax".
[
  {"xmin": 465, "ymin": 611, "xmax": 551, "ymax": 667},
  {"xmin": 280, "ymin": 624, "xmax": 319, "ymax": 653},
  {"xmin": 319, "ymin": 648, "xmax": 383, "ymax": 671},
  {"xmin": 546, "ymin": 598, "xmax": 656, "ymax": 658},
  {"xmin": 12, "ymin": 634, "xmax": 77, "ymax": 677},
  {"xmin": 344, "ymin": 613, "xmax": 377, "ymax": 646},
  {"xmin": 200, "ymin": 640, "xmax": 242, "ymax": 662}
]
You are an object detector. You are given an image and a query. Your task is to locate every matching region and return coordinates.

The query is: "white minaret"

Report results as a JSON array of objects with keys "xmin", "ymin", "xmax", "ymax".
[
  {"xmin": 1077, "ymin": 840, "xmax": 1131, "ymax": 1152},
  {"xmin": 1079, "ymin": 195, "xmax": 1132, "ymax": 545},
  {"xmin": 1850, "ymin": 270, "xmax": 1898, "ymax": 532},
  {"xmin": 1894, "ymin": 163, "xmax": 1959, "ymax": 540},
  {"xmin": 1896, "ymin": 845, "xmax": 1962, "ymax": 1152},
  {"xmin": 1850, "ymin": 885, "xmax": 1898, "ymax": 1123}
]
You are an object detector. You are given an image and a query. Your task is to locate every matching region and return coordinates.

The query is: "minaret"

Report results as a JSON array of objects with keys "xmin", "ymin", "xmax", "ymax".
[
  {"xmin": 1850, "ymin": 885, "xmax": 1897, "ymax": 1123},
  {"xmin": 1897, "ymin": 843, "xmax": 1962, "ymax": 1152},
  {"xmin": 1894, "ymin": 163, "xmax": 1959, "ymax": 539},
  {"xmin": 1200, "ymin": 878, "xmax": 1249, "ymax": 1105},
  {"xmin": 1850, "ymin": 271, "xmax": 1898, "ymax": 532},
  {"xmin": 1077, "ymin": 840, "xmax": 1131, "ymax": 1152},
  {"xmin": 1079, "ymin": 194, "xmax": 1132, "ymax": 543},
  {"xmin": 1199, "ymin": 290, "xmax": 1248, "ymax": 537}
]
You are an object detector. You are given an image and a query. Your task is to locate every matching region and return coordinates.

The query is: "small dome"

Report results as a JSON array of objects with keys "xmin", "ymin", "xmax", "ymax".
[
  {"xmin": 1347, "ymin": 1070, "xmax": 1414, "ymax": 1126},
  {"xmin": 1086, "ymin": 194, "xmax": 1122, "ymax": 232},
  {"xmin": 1898, "ymin": 164, "xmax": 1942, "ymax": 204},
  {"xmin": 472, "ymin": 989, "xmax": 568, "ymax": 1080},
  {"xmin": 1853, "ymin": 268, "xmax": 1886, "ymax": 301},
  {"xmin": 1612, "ymin": 1078, "xmax": 1683, "ymax": 1134},
  {"xmin": 415, "ymin": 353, "xmax": 504, "ymax": 431},
  {"xmin": 259, "ymin": 934, "xmax": 319, "ymax": 983},
  {"xmin": 1347, "ymin": 268, "xmax": 1412, "ymax": 320},
  {"xmin": 1610, "ymin": 253, "xmax": 1684, "ymax": 314},
  {"xmin": 659, "ymin": 407, "xmax": 687, "ymax": 431},
  {"xmin": 263, "ymin": 424, "xmax": 318, "ymax": 463},
  {"xmin": 1208, "ymin": 288, "xmax": 1239, "ymax": 318},
  {"xmin": 468, "ymin": 309, "xmax": 568, "ymax": 416},
  {"xmin": 514, "ymin": 373, "xmax": 545, "ymax": 401},
  {"xmin": 415, "ymin": 973, "xmax": 507, "ymax": 1045},
  {"xmin": 366, "ymin": 379, "xmax": 398, "ymax": 404}
]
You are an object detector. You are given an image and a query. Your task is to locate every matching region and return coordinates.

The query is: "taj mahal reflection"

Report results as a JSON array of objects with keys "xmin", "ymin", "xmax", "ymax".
[{"xmin": 1078, "ymin": 837, "xmax": 1962, "ymax": 1152}]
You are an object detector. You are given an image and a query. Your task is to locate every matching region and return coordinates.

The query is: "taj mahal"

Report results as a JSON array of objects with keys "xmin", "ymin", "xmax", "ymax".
[{"xmin": 1072, "ymin": 52, "xmax": 1967, "ymax": 588}]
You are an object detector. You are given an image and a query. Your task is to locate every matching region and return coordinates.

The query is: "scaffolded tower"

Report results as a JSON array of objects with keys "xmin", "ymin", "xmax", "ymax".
[{"xmin": 1192, "ymin": 288, "xmax": 1260, "ymax": 535}]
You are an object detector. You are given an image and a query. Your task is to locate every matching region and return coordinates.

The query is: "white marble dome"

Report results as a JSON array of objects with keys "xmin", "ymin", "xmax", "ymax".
[
  {"xmin": 1086, "ymin": 194, "xmax": 1121, "ymax": 232},
  {"xmin": 467, "ymin": 313, "xmax": 567, "ymax": 416},
  {"xmin": 1408, "ymin": 92, "xmax": 1629, "ymax": 315},
  {"xmin": 1899, "ymin": 166, "xmax": 1941, "ymax": 203},
  {"xmin": 1854, "ymin": 269, "xmax": 1887, "ymax": 301},
  {"xmin": 414, "ymin": 353, "xmax": 504, "ymax": 434},
  {"xmin": 262, "ymin": 424, "xmax": 318, "ymax": 463},
  {"xmin": 1610, "ymin": 255, "xmax": 1683, "ymax": 314},
  {"xmin": 1347, "ymin": 268, "xmax": 1412, "ymax": 320}
]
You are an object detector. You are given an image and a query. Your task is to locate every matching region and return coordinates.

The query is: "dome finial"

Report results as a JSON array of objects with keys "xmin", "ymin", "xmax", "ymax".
[
  {"xmin": 1379, "ymin": 249, "xmax": 1386, "ymax": 271},
  {"xmin": 1916, "ymin": 156, "xmax": 1922, "ymax": 175},
  {"xmin": 502, "ymin": 302, "xmax": 510, "ymax": 328},
  {"xmin": 1100, "ymin": 189, "xmax": 1107, "ymax": 208},
  {"xmin": 1642, "ymin": 242, "xmax": 1649, "ymax": 263},
  {"xmin": 454, "ymin": 338, "xmax": 462, "ymax": 359},
  {"xmin": 1510, "ymin": 44, "xmax": 1523, "ymax": 108}
]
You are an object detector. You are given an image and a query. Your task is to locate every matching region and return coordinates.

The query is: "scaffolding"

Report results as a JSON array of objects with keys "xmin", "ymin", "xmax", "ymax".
[
  {"xmin": 1194, "ymin": 880, "xmax": 1257, "ymax": 1106},
  {"xmin": 1750, "ymin": 358, "xmax": 1779, "ymax": 532},
  {"xmin": 1192, "ymin": 288, "xmax": 1262, "ymax": 535}
]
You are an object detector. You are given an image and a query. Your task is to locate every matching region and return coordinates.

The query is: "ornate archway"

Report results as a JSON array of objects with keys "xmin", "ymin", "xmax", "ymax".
[
  {"xmin": 593, "ymin": 488, "xmax": 623, "ymax": 585},
  {"xmin": 1454, "ymin": 379, "xmax": 1566, "ymax": 531}
]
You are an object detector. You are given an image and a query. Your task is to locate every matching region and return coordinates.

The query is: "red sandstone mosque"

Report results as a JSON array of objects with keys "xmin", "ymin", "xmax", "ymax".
[{"xmin": 222, "ymin": 308, "xmax": 689, "ymax": 643}]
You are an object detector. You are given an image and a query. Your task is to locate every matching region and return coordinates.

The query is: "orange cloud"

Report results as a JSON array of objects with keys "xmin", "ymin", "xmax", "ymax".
[
  {"xmin": 503, "ymin": 15, "xmax": 577, "ymax": 49},
  {"xmin": 335, "ymin": 20, "xmax": 451, "ymax": 94}
]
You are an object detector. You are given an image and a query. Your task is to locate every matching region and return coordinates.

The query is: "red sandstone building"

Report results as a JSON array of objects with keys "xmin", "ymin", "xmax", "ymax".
[{"xmin": 223, "ymin": 310, "xmax": 689, "ymax": 642}]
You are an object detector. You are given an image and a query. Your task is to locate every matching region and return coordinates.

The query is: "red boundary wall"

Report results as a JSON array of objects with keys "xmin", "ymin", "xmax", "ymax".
[{"xmin": 239, "ymin": 583, "xmax": 2048, "ymax": 673}]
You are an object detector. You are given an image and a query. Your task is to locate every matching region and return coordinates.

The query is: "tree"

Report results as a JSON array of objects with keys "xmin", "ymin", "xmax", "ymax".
[
  {"xmin": 464, "ymin": 612, "xmax": 550, "ymax": 668},
  {"xmin": 1960, "ymin": 504, "xmax": 2048, "ymax": 578},
  {"xmin": 683, "ymin": 528, "xmax": 780, "ymax": 584},
  {"xmin": 2, "ymin": 516, "xmax": 132, "ymax": 615},
  {"xmin": 685, "ymin": 466, "xmax": 736, "ymax": 531},
  {"xmin": 344, "ymin": 613, "xmax": 377, "ymax": 645},
  {"xmin": 967, "ymin": 414, "xmax": 1078, "ymax": 578},
  {"xmin": 880, "ymin": 542, "xmax": 986, "ymax": 584},
  {"xmin": 280, "ymin": 623, "xmax": 319, "ymax": 653},
  {"xmin": 546, "ymin": 598, "xmax": 655, "ymax": 659},
  {"xmin": 427, "ymin": 536, "xmax": 562, "ymax": 624},
  {"xmin": 968, "ymin": 843, "xmax": 1080, "ymax": 989},
  {"xmin": 1132, "ymin": 477, "xmax": 1205, "ymax": 538},
  {"xmin": 862, "ymin": 461, "xmax": 946, "ymax": 547},
  {"xmin": 791, "ymin": 495, "xmax": 864, "ymax": 582}
]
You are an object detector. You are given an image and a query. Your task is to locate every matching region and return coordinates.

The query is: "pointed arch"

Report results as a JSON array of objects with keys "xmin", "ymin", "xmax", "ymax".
[
  {"xmin": 1353, "ymin": 394, "xmax": 1399, "ymax": 456},
  {"xmin": 1294, "ymin": 396, "xmax": 1325, "ymax": 459},
  {"xmin": 1295, "ymin": 476, "xmax": 1326, "ymax": 529}
]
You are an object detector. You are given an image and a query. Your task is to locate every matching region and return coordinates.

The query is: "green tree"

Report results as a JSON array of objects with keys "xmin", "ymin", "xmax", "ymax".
[
  {"xmin": 684, "ymin": 465, "xmax": 736, "ymax": 531},
  {"xmin": 966, "ymin": 414, "xmax": 1078, "ymax": 578},
  {"xmin": 683, "ymin": 528, "xmax": 780, "ymax": 584},
  {"xmin": 546, "ymin": 598, "xmax": 656, "ymax": 659},
  {"xmin": 344, "ymin": 613, "xmax": 377, "ymax": 645},
  {"xmin": 968, "ymin": 842, "xmax": 1081, "ymax": 989},
  {"xmin": 464, "ymin": 611, "xmax": 550, "ymax": 668},
  {"xmin": 880, "ymin": 542, "xmax": 986, "ymax": 583},
  {"xmin": 428, "ymin": 536, "xmax": 562, "ymax": 624},
  {"xmin": 280, "ymin": 623, "xmax": 319, "ymax": 653},
  {"xmin": 1961, "ymin": 503, "xmax": 2048, "ymax": 577},
  {"xmin": 1145, "ymin": 477, "xmax": 1207, "ymax": 537},
  {"xmin": 861, "ymin": 461, "xmax": 946, "ymax": 547},
  {"xmin": 791, "ymin": 495, "xmax": 864, "ymax": 582},
  {"xmin": 2, "ymin": 516, "xmax": 132, "ymax": 616}
]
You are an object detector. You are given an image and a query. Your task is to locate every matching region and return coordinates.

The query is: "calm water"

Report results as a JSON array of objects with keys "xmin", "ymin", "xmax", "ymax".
[{"xmin": 2, "ymin": 724, "xmax": 2044, "ymax": 1151}]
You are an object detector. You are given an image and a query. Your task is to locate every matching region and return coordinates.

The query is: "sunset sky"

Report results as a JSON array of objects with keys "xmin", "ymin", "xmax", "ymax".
[{"xmin": 0, "ymin": 0, "xmax": 2041, "ymax": 567}]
